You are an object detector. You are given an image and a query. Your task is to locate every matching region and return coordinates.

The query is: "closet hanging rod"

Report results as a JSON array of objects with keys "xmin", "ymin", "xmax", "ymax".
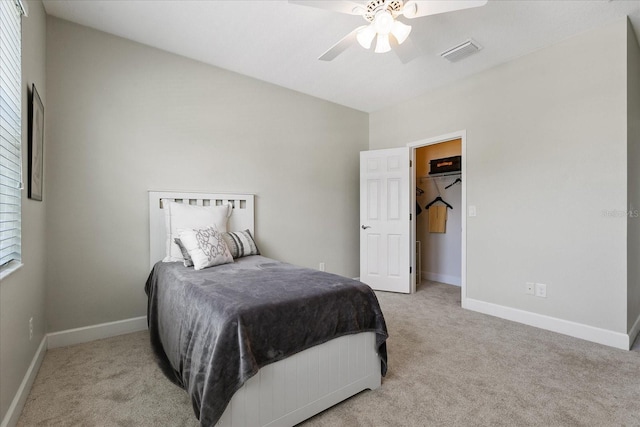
[{"xmin": 418, "ymin": 172, "xmax": 461, "ymax": 182}]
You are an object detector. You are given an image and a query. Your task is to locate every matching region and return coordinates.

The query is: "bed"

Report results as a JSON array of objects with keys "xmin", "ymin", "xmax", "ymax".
[{"xmin": 146, "ymin": 191, "xmax": 388, "ymax": 426}]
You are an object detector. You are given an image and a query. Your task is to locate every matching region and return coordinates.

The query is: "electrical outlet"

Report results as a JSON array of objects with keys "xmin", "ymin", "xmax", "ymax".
[
  {"xmin": 535, "ymin": 283, "xmax": 547, "ymax": 298},
  {"xmin": 319, "ymin": 262, "xmax": 325, "ymax": 272},
  {"xmin": 29, "ymin": 317, "xmax": 33, "ymax": 341},
  {"xmin": 525, "ymin": 282, "xmax": 535, "ymax": 295}
]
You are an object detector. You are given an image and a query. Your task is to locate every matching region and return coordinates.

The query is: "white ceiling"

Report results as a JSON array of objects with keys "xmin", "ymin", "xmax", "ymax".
[{"xmin": 43, "ymin": 0, "xmax": 640, "ymax": 113}]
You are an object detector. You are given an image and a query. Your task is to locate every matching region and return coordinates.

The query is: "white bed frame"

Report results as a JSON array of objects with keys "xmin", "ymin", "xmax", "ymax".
[{"xmin": 148, "ymin": 191, "xmax": 381, "ymax": 427}]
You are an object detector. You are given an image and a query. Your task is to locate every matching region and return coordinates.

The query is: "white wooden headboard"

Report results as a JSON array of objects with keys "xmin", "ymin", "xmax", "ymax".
[{"xmin": 149, "ymin": 191, "xmax": 255, "ymax": 269}]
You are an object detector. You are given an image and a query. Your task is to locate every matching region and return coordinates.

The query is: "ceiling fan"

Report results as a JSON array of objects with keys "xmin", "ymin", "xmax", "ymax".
[{"xmin": 289, "ymin": 0, "xmax": 488, "ymax": 63}]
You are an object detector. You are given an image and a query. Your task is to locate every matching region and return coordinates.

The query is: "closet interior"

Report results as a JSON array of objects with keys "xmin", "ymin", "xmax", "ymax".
[{"xmin": 415, "ymin": 139, "xmax": 462, "ymax": 287}]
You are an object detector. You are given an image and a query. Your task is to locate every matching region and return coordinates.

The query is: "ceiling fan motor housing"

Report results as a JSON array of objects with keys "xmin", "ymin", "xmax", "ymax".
[{"xmin": 363, "ymin": 0, "xmax": 404, "ymax": 21}]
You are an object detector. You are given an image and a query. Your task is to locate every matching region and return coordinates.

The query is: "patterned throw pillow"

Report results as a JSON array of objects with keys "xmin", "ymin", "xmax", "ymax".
[
  {"xmin": 178, "ymin": 226, "xmax": 234, "ymax": 270},
  {"xmin": 222, "ymin": 230, "xmax": 260, "ymax": 259}
]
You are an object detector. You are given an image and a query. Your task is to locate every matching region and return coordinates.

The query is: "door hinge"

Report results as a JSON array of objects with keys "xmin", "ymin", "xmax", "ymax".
[
  {"xmin": 410, "ymin": 266, "xmax": 412, "ymax": 274},
  {"xmin": 410, "ymin": 213, "xmax": 412, "ymax": 221},
  {"xmin": 409, "ymin": 160, "xmax": 412, "ymax": 167}
]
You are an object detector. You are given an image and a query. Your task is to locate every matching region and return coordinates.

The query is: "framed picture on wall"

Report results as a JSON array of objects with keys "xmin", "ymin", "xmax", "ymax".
[{"xmin": 28, "ymin": 83, "xmax": 44, "ymax": 201}]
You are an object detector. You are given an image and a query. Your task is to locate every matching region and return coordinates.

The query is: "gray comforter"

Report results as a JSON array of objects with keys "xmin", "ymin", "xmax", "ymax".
[{"xmin": 145, "ymin": 255, "xmax": 388, "ymax": 426}]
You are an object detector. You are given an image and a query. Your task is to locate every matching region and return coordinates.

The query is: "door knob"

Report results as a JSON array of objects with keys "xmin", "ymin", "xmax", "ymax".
[{"xmin": 361, "ymin": 225, "xmax": 371, "ymax": 230}]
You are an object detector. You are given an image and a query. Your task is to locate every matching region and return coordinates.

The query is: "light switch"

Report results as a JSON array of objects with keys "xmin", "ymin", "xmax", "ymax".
[{"xmin": 468, "ymin": 205, "xmax": 477, "ymax": 217}]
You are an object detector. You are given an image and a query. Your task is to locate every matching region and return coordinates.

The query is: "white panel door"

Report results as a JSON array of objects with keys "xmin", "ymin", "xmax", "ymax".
[{"xmin": 360, "ymin": 147, "xmax": 411, "ymax": 293}]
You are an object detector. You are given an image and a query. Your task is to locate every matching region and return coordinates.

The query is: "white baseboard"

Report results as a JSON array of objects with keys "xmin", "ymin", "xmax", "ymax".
[
  {"xmin": 0, "ymin": 336, "xmax": 47, "ymax": 427},
  {"xmin": 47, "ymin": 316, "xmax": 147, "ymax": 349},
  {"xmin": 629, "ymin": 313, "xmax": 640, "ymax": 348},
  {"xmin": 463, "ymin": 298, "xmax": 630, "ymax": 350},
  {"xmin": 422, "ymin": 271, "xmax": 461, "ymax": 286}
]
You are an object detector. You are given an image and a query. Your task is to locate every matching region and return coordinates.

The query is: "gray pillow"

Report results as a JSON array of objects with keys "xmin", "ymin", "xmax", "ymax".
[
  {"xmin": 174, "ymin": 238, "xmax": 193, "ymax": 267},
  {"xmin": 222, "ymin": 230, "xmax": 260, "ymax": 259}
]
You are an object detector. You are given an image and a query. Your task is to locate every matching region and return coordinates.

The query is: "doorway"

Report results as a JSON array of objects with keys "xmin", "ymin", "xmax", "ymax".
[{"xmin": 408, "ymin": 131, "xmax": 466, "ymax": 304}]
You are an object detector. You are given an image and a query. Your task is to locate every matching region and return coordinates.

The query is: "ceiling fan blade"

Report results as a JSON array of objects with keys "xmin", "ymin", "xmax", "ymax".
[
  {"xmin": 318, "ymin": 26, "xmax": 366, "ymax": 61},
  {"xmin": 402, "ymin": 0, "xmax": 487, "ymax": 19},
  {"xmin": 391, "ymin": 36, "xmax": 421, "ymax": 64},
  {"xmin": 288, "ymin": 0, "xmax": 366, "ymax": 16}
]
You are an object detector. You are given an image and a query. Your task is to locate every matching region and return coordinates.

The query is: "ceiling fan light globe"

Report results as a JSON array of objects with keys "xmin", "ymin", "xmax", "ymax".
[
  {"xmin": 374, "ymin": 10, "xmax": 394, "ymax": 35},
  {"xmin": 391, "ymin": 20, "xmax": 411, "ymax": 45},
  {"xmin": 356, "ymin": 24, "xmax": 376, "ymax": 49},
  {"xmin": 375, "ymin": 33, "xmax": 391, "ymax": 53}
]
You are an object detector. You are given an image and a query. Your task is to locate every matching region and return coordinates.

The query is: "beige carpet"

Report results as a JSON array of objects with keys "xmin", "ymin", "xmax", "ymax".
[{"xmin": 18, "ymin": 282, "xmax": 640, "ymax": 426}]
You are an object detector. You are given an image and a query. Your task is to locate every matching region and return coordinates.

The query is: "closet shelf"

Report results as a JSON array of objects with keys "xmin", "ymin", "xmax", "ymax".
[{"xmin": 418, "ymin": 171, "xmax": 461, "ymax": 182}]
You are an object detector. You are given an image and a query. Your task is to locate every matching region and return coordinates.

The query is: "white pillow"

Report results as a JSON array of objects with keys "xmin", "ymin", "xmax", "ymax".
[
  {"xmin": 178, "ymin": 226, "xmax": 234, "ymax": 270},
  {"xmin": 163, "ymin": 201, "xmax": 231, "ymax": 262}
]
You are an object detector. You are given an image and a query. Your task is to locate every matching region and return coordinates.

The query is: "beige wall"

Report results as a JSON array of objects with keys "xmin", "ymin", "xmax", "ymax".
[
  {"xmin": 371, "ymin": 20, "xmax": 629, "ymax": 333},
  {"xmin": 0, "ymin": 0, "xmax": 47, "ymax": 421},
  {"xmin": 44, "ymin": 17, "xmax": 368, "ymax": 332},
  {"xmin": 627, "ymin": 20, "xmax": 640, "ymax": 334}
]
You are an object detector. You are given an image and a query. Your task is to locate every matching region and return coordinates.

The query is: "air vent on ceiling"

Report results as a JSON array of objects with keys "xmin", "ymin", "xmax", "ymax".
[{"xmin": 440, "ymin": 39, "xmax": 481, "ymax": 62}]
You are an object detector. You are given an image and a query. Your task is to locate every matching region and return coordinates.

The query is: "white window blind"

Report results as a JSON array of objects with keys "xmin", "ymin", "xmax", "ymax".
[{"xmin": 0, "ymin": 0, "xmax": 25, "ymax": 267}]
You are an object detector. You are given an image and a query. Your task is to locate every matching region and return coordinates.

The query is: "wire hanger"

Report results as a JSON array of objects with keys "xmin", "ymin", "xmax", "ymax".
[{"xmin": 416, "ymin": 187, "xmax": 424, "ymax": 195}]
